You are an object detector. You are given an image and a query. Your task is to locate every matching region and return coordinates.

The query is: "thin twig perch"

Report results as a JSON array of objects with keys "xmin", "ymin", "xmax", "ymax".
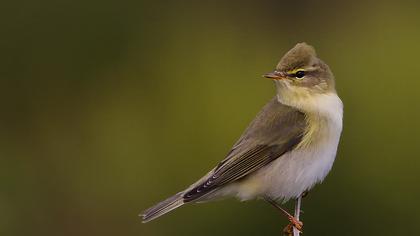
[{"xmin": 293, "ymin": 196, "xmax": 302, "ymax": 236}]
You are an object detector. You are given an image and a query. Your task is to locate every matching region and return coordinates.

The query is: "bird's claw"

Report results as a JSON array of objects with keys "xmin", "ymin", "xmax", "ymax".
[{"xmin": 283, "ymin": 216, "xmax": 303, "ymax": 235}]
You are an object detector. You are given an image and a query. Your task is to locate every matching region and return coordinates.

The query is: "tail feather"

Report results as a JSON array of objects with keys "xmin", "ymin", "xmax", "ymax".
[{"xmin": 140, "ymin": 192, "xmax": 185, "ymax": 223}]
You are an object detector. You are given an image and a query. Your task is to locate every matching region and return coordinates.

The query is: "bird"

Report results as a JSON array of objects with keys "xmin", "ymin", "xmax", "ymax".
[{"xmin": 140, "ymin": 42, "xmax": 343, "ymax": 234}]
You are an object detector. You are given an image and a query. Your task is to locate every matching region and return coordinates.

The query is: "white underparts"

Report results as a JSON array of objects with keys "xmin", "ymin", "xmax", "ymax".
[{"xmin": 231, "ymin": 91, "xmax": 343, "ymax": 201}]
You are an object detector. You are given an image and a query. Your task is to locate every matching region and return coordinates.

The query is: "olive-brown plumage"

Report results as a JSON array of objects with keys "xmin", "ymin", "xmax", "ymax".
[{"xmin": 141, "ymin": 43, "xmax": 343, "ymax": 229}]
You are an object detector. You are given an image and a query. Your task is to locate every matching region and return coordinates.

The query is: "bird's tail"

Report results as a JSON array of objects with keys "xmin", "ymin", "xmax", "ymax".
[{"xmin": 140, "ymin": 192, "xmax": 185, "ymax": 223}]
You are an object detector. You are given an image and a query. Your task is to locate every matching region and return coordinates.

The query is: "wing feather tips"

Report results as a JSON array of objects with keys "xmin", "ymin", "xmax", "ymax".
[{"xmin": 140, "ymin": 192, "xmax": 185, "ymax": 223}]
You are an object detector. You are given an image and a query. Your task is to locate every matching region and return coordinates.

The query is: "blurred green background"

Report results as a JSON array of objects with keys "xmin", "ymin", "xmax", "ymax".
[{"xmin": 1, "ymin": 0, "xmax": 420, "ymax": 235}]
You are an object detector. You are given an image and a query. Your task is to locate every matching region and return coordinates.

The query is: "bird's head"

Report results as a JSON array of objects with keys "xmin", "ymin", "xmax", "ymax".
[{"xmin": 264, "ymin": 43, "xmax": 336, "ymax": 109}]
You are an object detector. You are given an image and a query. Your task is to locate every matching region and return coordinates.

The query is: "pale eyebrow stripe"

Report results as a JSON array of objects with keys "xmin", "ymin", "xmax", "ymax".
[{"xmin": 288, "ymin": 67, "xmax": 317, "ymax": 74}]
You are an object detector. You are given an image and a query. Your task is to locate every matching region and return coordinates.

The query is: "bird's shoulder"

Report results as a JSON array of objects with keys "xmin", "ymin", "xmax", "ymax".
[{"xmin": 232, "ymin": 96, "xmax": 307, "ymax": 148}]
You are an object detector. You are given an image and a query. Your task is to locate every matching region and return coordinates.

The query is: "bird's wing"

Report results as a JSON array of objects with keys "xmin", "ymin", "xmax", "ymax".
[{"xmin": 184, "ymin": 97, "xmax": 306, "ymax": 202}]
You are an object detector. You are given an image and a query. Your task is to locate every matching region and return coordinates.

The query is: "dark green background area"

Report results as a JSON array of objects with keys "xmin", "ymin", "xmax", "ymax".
[{"xmin": 1, "ymin": 0, "xmax": 420, "ymax": 235}]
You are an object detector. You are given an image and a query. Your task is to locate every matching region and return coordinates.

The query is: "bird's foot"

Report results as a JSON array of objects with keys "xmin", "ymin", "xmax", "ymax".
[{"xmin": 282, "ymin": 216, "xmax": 303, "ymax": 235}]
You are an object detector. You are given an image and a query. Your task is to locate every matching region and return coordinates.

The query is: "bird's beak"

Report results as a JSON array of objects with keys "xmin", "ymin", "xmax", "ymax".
[{"xmin": 263, "ymin": 70, "xmax": 286, "ymax": 80}]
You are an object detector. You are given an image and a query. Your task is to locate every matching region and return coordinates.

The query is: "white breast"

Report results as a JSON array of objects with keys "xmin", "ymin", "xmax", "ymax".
[{"xmin": 234, "ymin": 92, "xmax": 343, "ymax": 201}]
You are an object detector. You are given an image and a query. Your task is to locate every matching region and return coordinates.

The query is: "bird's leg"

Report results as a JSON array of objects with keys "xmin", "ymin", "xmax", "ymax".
[{"xmin": 264, "ymin": 197, "xmax": 303, "ymax": 235}]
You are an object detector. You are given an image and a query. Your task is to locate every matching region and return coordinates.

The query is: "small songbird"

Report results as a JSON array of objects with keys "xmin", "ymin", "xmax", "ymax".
[{"xmin": 141, "ymin": 43, "xmax": 343, "ymax": 234}]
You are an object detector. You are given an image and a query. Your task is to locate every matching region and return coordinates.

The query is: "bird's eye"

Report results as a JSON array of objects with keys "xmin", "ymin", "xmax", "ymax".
[{"xmin": 295, "ymin": 70, "xmax": 305, "ymax": 79}]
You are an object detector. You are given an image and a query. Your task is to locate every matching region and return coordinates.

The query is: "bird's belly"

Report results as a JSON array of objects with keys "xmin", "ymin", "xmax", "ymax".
[{"xmin": 234, "ymin": 137, "xmax": 340, "ymax": 201}]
